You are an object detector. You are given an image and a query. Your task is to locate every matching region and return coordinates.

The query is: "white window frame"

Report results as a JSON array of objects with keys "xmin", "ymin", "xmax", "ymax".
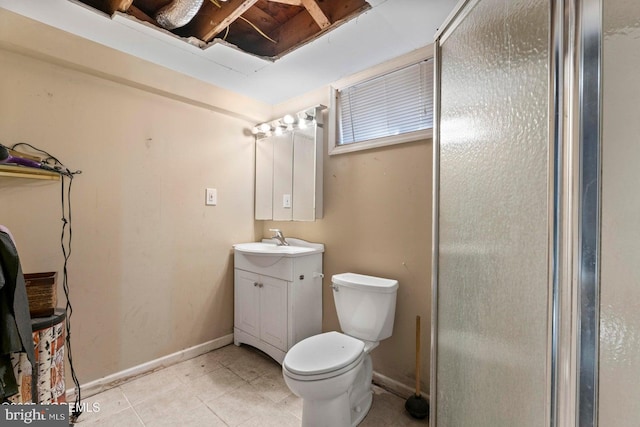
[{"xmin": 328, "ymin": 45, "xmax": 434, "ymax": 156}]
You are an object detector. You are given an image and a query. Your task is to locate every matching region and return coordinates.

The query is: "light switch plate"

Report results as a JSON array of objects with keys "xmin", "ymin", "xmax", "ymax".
[
  {"xmin": 206, "ymin": 188, "xmax": 217, "ymax": 206},
  {"xmin": 283, "ymin": 194, "xmax": 291, "ymax": 208}
]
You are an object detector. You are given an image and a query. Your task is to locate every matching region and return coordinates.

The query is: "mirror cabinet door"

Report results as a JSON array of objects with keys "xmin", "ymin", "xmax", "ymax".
[
  {"xmin": 255, "ymin": 135, "xmax": 274, "ymax": 220},
  {"xmin": 292, "ymin": 130, "xmax": 316, "ymax": 221},
  {"xmin": 272, "ymin": 133, "xmax": 294, "ymax": 221}
]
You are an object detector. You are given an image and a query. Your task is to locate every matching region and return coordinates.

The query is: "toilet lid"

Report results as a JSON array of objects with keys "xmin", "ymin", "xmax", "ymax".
[{"xmin": 284, "ymin": 331, "xmax": 365, "ymax": 376}]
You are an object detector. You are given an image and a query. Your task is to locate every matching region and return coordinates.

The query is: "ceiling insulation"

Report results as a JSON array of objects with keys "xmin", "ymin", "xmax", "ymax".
[{"xmin": 69, "ymin": 0, "xmax": 371, "ymax": 60}]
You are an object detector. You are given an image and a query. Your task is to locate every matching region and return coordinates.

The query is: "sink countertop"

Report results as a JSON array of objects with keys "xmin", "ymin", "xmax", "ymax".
[{"xmin": 233, "ymin": 238, "xmax": 324, "ymax": 257}]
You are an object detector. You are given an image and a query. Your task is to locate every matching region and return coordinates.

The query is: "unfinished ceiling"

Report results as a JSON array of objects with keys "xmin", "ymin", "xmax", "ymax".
[
  {"xmin": 73, "ymin": 0, "xmax": 371, "ymax": 60},
  {"xmin": 1, "ymin": 0, "xmax": 457, "ymax": 104}
]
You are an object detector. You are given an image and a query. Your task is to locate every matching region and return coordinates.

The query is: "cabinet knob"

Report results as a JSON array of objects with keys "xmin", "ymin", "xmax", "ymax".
[
  {"xmin": 258, "ymin": 283, "xmax": 264, "ymax": 288},
  {"xmin": 254, "ymin": 282, "xmax": 259, "ymax": 287}
]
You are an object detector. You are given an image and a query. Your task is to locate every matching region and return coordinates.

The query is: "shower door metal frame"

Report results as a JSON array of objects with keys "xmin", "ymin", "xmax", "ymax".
[
  {"xmin": 574, "ymin": 0, "xmax": 602, "ymax": 425},
  {"xmin": 430, "ymin": 0, "xmax": 602, "ymax": 426}
]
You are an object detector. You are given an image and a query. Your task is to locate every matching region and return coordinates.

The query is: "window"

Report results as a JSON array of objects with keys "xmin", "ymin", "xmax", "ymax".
[{"xmin": 328, "ymin": 50, "xmax": 434, "ymax": 155}]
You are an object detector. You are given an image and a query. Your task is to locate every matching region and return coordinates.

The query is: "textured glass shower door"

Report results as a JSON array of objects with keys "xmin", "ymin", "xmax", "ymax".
[
  {"xmin": 433, "ymin": 1, "xmax": 551, "ymax": 425},
  {"xmin": 599, "ymin": 0, "xmax": 640, "ymax": 424}
]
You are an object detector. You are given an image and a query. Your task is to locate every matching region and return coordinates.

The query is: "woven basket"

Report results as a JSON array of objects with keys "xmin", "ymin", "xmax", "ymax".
[{"xmin": 24, "ymin": 272, "xmax": 57, "ymax": 318}]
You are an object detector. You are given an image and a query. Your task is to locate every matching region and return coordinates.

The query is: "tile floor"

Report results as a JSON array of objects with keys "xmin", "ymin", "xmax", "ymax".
[{"xmin": 74, "ymin": 344, "xmax": 428, "ymax": 426}]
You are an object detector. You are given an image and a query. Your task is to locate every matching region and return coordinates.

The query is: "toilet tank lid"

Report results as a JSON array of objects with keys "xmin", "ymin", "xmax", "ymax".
[{"xmin": 332, "ymin": 273, "xmax": 398, "ymax": 293}]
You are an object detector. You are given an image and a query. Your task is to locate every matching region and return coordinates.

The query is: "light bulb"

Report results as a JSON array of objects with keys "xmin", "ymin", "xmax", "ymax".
[
  {"xmin": 259, "ymin": 123, "xmax": 271, "ymax": 133},
  {"xmin": 283, "ymin": 114, "xmax": 295, "ymax": 125}
]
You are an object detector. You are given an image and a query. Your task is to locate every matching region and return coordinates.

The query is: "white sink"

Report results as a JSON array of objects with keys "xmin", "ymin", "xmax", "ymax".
[{"xmin": 233, "ymin": 238, "xmax": 324, "ymax": 258}]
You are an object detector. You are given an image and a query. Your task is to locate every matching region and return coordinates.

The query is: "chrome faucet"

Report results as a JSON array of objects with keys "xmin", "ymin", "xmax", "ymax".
[{"xmin": 269, "ymin": 228, "xmax": 289, "ymax": 246}]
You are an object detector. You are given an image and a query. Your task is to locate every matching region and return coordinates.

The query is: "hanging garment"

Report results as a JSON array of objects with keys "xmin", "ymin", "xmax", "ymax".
[{"xmin": 0, "ymin": 230, "xmax": 37, "ymax": 402}]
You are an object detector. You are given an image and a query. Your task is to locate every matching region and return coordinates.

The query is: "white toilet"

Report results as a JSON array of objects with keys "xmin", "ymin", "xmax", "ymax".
[{"xmin": 282, "ymin": 272, "xmax": 398, "ymax": 427}]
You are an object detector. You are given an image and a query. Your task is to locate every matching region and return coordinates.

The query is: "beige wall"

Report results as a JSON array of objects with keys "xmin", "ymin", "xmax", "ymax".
[
  {"xmin": 0, "ymin": 10, "xmax": 269, "ymax": 384},
  {"xmin": 0, "ymin": 9, "xmax": 432, "ymax": 397},
  {"xmin": 266, "ymin": 92, "xmax": 433, "ymax": 395}
]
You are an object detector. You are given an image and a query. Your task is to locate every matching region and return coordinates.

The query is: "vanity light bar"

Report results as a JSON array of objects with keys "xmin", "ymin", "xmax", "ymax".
[{"xmin": 252, "ymin": 105, "xmax": 325, "ymax": 137}]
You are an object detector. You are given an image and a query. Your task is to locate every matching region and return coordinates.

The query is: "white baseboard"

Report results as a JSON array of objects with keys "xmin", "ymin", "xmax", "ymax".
[
  {"xmin": 66, "ymin": 334, "xmax": 234, "ymax": 400},
  {"xmin": 372, "ymin": 371, "xmax": 429, "ymax": 401}
]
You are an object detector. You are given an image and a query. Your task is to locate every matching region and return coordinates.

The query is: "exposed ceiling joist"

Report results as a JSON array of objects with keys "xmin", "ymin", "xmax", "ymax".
[
  {"xmin": 267, "ymin": 0, "xmax": 302, "ymax": 5},
  {"xmin": 186, "ymin": 0, "xmax": 260, "ymax": 42},
  {"xmin": 300, "ymin": 0, "xmax": 330, "ymax": 29},
  {"xmin": 115, "ymin": 0, "xmax": 135, "ymax": 12}
]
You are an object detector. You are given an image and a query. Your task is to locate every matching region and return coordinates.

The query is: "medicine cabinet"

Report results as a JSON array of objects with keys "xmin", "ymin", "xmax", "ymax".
[{"xmin": 255, "ymin": 105, "xmax": 324, "ymax": 221}]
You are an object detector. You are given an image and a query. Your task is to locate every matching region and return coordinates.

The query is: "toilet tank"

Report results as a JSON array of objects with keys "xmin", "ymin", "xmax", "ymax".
[{"xmin": 332, "ymin": 273, "xmax": 398, "ymax": 342}]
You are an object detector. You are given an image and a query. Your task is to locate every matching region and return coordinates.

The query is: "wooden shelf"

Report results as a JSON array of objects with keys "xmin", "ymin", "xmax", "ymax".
[{"xmin": 0, "ymin": 164, "xmax": 60, "ymax": 181}]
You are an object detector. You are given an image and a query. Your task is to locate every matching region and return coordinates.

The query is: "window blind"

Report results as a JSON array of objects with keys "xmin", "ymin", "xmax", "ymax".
[{"xmin": 337, "ymin": 59, "xmax": 434, "ymax": 146}]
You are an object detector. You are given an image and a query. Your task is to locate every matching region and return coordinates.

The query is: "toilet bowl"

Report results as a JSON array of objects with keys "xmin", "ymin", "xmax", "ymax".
[
  {"xmin": 282, "ymin": 273, "xmax": 398, "ymax": 427},
  {"xmin": 282, "ymin": 332, "xmax": 374, "ymax": 427}
]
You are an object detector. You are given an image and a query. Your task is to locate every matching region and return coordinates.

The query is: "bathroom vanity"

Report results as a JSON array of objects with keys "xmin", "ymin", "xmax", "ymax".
[{"xmin": 233, "ymin": 238, "xmax": 324, "ymax": 364}]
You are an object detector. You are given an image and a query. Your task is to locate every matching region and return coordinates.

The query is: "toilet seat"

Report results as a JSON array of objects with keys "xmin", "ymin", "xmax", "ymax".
[{"xmin": 283, "ymin": 331, "xmax": 365, "ymax": 381}]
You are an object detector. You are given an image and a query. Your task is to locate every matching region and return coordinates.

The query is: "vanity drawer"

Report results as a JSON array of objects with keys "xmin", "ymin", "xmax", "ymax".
[{"xmin": 234, "ymin": 252, "xmax": 294, "ymax": 281}]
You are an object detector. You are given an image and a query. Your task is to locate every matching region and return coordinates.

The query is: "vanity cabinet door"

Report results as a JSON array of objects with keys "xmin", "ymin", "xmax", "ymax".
[
  {"xmin": 259, "ymin": 276, "xmax": 288, "ymax": 351},
  {"xmin": 234, "ymin": 270, "xmax": 260, "ymax": 339}
]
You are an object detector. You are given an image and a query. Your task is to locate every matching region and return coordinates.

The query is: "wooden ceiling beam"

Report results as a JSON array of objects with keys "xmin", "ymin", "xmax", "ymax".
[
  {"xmin": 267, "ymin": 0, "xmax": 302, "ymax": 5},
  {"xmin": 185, "ymin": 0, "xmax": 260, "ymax": 42},
  {"xmin": 114, "ymin": 0, "xmax": 134, "ymax": 11},
  {"xmin": 301, "ymin": 0, "xmax": 330, "ymax": 29}
]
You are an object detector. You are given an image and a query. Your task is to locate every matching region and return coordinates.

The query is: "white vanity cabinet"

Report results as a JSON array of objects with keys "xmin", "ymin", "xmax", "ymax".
[{"xmin": 233, "ymin": 239, "xmax": 324, "ymax": 364}]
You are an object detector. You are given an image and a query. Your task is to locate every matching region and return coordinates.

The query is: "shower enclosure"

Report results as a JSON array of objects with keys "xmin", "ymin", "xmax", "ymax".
[{"xmin": 431, "ymin": 0, "xmax": 640, "ymax": 426}]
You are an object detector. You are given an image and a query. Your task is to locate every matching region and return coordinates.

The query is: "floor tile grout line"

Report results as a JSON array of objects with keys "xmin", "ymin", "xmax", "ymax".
[
  {"xmin": 120, "ymin": 387, "xmax": 147, "ymax": 426},
  {"xmin": 193, "ymin": 393, "xmax": 232, "ymax": 427}
]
